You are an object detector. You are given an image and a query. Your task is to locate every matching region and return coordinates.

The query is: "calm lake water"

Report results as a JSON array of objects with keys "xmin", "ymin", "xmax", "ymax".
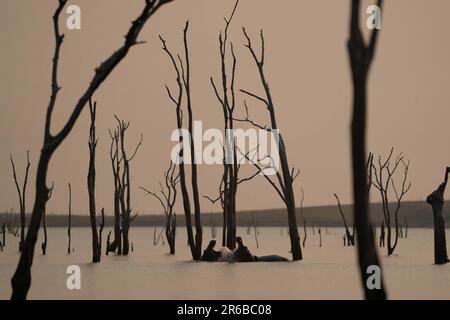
[{"xmin": 0, "ymin": 227, "xmax": 449, "ymax": 300}]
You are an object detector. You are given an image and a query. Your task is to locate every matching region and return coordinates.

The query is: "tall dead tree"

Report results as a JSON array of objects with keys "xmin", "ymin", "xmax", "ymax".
[
  {"xmin": 108, "ymin": 116, "xmax": 142, "ymax": 256},
  {"xmin": 99, "ymin": 208, "xmax": 105, "ymax": 256},
  {"xmin": 239, "ymin": 28, "xmax": 302, "ymax": 261},
  {"xmin": 88, "ymin": 99, "xmax": 100, "ymax": 262},
  {"xmin": 370, "ymin": 148, "xmax": 411, "ymax": 255},
  {"xmin": 141, "ymin": 161, "xmax": 179, "ymax": 255},
  {"xmin": 334, "ymin": 194, "xmax": 355, "ymax": 246},
  {"xmin": 160, "ymin": 22, "xmax": 203, "ymax": 260},
  {"xmin": 2, "ymin": 222, "xmax": 5, "ymax": 248},
  {"xmin": 41, "ymin": 183, "xmax": 53, "ymax": 256},
  {"xmin": 210, "ymin": 0, "xmax": 240, "ymax": 250},
  {"xmin": 347, "ymin": 0, "xmax": 386, "ymax": 299},
  {"xmin": 10, "ymin": 152, "xmax": 31, "ymax": 252},
  {"xmin": 108, "ymin": 129, "xmax": 122, "ymax": 254},
  {"xmin": 67, "ymin": 183, "xmax": 72, "ymax": 255},
  {"xmin": 10, "ymin": 0, "xmax": 172, "ymax": 300},
  {"xmin": 426, "ymin": 167, "xmax": 450, "ymax": 265}
]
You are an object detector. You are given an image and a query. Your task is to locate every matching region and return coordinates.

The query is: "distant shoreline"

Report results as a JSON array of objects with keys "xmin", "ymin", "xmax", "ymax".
[{"xmin": 3, "ymin": 201, "xmax": 447, "ymax": 228}]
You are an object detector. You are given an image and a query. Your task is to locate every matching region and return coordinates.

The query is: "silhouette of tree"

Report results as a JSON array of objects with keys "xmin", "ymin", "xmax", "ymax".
[
  {"xmin": 159, "ymin": 22, "xmax": 203, "ymax": 260},
  {"xmin": 300, "ymin": 187, "xmax": 307, "ymax": 248},
  {"xmin": 141, "ymin": 161, "xmax": 179, "ymax": 255},
  {"xmin": 10, "ymin": 0, "xmax": 173, "ymax": 300},
  {"xmin": 347, "ymin": 0, "xmax": 386, "ymax": 299},
  {"xmin": 239, "ymin": 28, "xmax": 302, "ymax": 261},
  {"xmin": 108, "ymin": 116, "xmax": 142, "ymax": 256},
  {"xmin": 67, "ymin": 183, "xmax": 72, "ymax": 255},
  {"xmin": 370, "ymin": 148, "xmax": 411, "ymax": 255},
  {"xmin": 334, "ymin": 194, "xmax": 355, "ymax": 246},
  {"xmin": 88, "ymin": 99, "xmax": 100, "ymax": 262},
  {"xmin": 209, "ymin": 0, "xmax": 241, "ymax": 250},
  {"xmin": 10, "ymin": 151, "xmax": 31, "ymax": 252},
  {"xmin": 426, "ymin": 167, "xmax": 450, "ymax": 264},
  {"xmin": 41, "ymin": 183, "xmax": 53, "ymax": 256}
]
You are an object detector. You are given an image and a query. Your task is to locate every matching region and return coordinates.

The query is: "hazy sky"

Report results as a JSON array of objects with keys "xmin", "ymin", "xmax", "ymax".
[{"xmin": 1, "ymin": 0, "xmax": 450, "ymax": 216}]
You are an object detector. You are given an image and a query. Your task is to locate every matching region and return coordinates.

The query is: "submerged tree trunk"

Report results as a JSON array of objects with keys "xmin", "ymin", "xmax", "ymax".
[
  {"xmin": 67, "ymin": 183, "xmax": 72, "ymax": 255},
  {"xmin": 160, "ymin": 22, "xmax": 202, "ymax": 260},
  {"xmin": 347, "ymin": 0, "xmax": 386, "ymax": 299},
  {"xmin": 88, "ymin": 99, "xmax": 100, "ymax": 263},
  {"xmin": 334, "ymin": 193, "xmax": 355, "ymax": 246},
  {"xmin": 241, "ymin": 29, "xmax": 302, "ymax": 261},
  {"xmin": 426, "ymin": 167, "xmax": 450, "ymax": 265},
  {"xmin": 98, "ymin": 208, "xmax": 105, "ymax": 256},
  {"xmin": 2, "ymin": 222, "xmax": 5, "ymax": 247},
  {"xmin": 10, "ymin": 152, "xmax": 30, "ymax": 253},
  {"xmin": 41, "ymin": 208, "xmax": 47, "ymax": 256}
]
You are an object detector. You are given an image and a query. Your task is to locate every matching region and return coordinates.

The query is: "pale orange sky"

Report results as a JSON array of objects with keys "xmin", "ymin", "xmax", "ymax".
[{"xmin": 1, "ymin": 0, "xmax": 449, "ymax": 216}]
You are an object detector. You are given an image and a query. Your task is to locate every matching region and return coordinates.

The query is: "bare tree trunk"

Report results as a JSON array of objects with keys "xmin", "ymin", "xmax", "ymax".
[
  {"xmin": 300, "ymin": 187, "xmax": 307, "ymax": 248},
  {"xmin": 404, "ymin": 219, "xmax": 408, "ymax": 239},
  {"xmin": 2, "ymin": 222, "xmax": 5, "ymax": 247},
  {"xmin": 334, "ymin": 194, "xmax": 355, "ymax": 246},
  {"xmin": 426, "ymin": 167, "xmax": 450, "ymax": 265},
  {"xmin": 41, "ymin": 208, "xmax": 47, "ymax": 256},
  {"xmin": 347, "ymin": 0, "xmax": 386, "ymax": 299},
  {"xmin": 10, "ymin": 152, "xmax": 31, "ymax": 252},
  {"xmin": 241, "ymin": 29, "xmax": 302, "ymax": 260},
  {"xmin": 88, "ymin": 99, "xmax": 100, "ymax": 263},
  {"xmin": 160, "ymin": 23, "xmax": 202, "ymax": 260},
  {"xmin": 106, "ymin": 230, "xmax": 111, "ymax": 256},
  {"xmin": 98, "ymin": 208, "xmax": 105, "ymax": 256},
  {"xmin": 141, "ymin": 161, "xmax": 179, "ymax": 255},
  {"xmin": 10, "ymin": 0, "xmax": 172, "ymax": 300},
  {"xmin": 318, "ymin": 228, "xmax": 322, "ymax": 247},
  {"xmin": 67, "ymin": 183, "xmax": 71, "ymax": 255},
  {"xmin": 182, "ymin": 23, "xmax": 202, "ymax": 259}
]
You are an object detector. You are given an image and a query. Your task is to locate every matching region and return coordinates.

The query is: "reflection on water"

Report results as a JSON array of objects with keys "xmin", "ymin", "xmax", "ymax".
[{"xmin": 1, "ymin": 227, "xmax": 449, "ymax": 299}]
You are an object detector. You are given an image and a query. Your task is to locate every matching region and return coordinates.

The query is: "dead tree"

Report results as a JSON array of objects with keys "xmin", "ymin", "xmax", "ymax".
[
  {"xmin": 370, "ymin": 148, "xmax": 411, "ymax": 255},
  {"xmin": 404, "ymin": 218, "xmax": 408, "ymax": 239},
  {"xmin": 98, "ymin": 208, "xmax": 105, "ymax": 256},
  {"xmin": 348, "ymin": 0, "xmax": 386, "ymax": 299},
  {"xmin": 108, "ymin": 116, "xmax": 142, "ymax": 256},
  {"xmin": 426, "ymin": 167, "xmax": 450, "ymax": 265},
  {"xmin": 10, "ymin": 151, "xmax": 31, "ymax": 252},
  {"xmin": 160, "ymin": 22, "xmax": 203, "ymax": 260},
  {"xmin": 334, "ymin": 194, "xmax": 355, "ymax": 246},
  {"xmin": 5, "ymin": 209, "xmax": 20, "ymax": 238},
  {"xmin": 251, "ymin": 213, "xmax": 259, "ymax": 249},
  {"xmin": 41, "ymin": 183, "xmax": 53, "ymax": 256},
  {"xmin": 141, "ymin": 161, "xmax": 179, "ymax": 255},
  {"xmin": 108, "ymin": 129, "xmax": 122, "ymax": 254},
  {"xmin": 87, "ymin": 99, "xmax": 100, "ymax": 263},
  {"xmin": 209, "ymin": 0, "xmax": 240, "ymax": 250},
  {"xmin": 239, "ymin": 28, "xmax": 302, "ymax": 261},
  {"xmin": 106, "ymin": 231, "xmax": 111, "ymax": 256},
  {"xmin": 318, "ymin": 228, "xmax": 322, "ymax": 247},
  {"xmin": 67, "ymin": 183, "xmax": 72, "ymax": 255},
  {"xmin": 379, "ymin": 222, "xmax": 385, "ymax": 247},
  {"xmin": 10, "ymin": 0, "xmax": 172, "ymax": 300},
  {"xmin": 300, "ymin": 187, "xmax": 307, "ymax": 248},
  {"xmin": 2, "ymin": 222, "xmax": 5, "ymax": 247}
]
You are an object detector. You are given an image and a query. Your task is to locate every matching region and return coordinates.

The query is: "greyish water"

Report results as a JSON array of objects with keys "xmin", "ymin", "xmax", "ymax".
[{"xmin": 0, "ymin": 227, "xmax": 449, "ymax": 300}]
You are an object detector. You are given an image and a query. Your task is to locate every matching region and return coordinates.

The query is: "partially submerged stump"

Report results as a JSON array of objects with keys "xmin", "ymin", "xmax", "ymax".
[{"xmin": 426, "ymin": 167, "xmax": 450, "ymax": 265}]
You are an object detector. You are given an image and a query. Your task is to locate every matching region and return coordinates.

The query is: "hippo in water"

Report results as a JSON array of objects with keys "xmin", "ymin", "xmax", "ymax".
[{"xmin": 201, "ymin": 237, "xmax": 289, "ymax": 262}]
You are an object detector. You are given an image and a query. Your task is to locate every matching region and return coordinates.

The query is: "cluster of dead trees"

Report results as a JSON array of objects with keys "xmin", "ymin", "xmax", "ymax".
[
  {"xmin": 9, "ymin": 0, "xmax": 173, "ymax": 300},
  {"xmin": 152, "ymin": 0, "xmax": 303, "ymax": 261},
  {"xmin": 7, "ymin": 0, "xmax": 449, "ymax": 302}
]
